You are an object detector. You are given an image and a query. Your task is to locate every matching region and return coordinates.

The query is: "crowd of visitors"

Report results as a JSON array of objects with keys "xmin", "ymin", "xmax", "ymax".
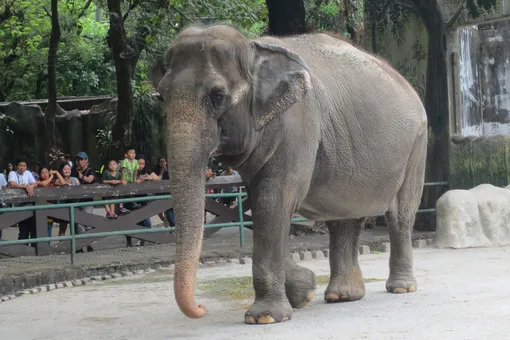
[{"xmin": 0, "ymin": 147, "xmax": 241, "ymax": 250}]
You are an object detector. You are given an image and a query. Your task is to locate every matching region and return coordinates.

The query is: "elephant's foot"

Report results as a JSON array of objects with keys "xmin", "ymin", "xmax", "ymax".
[
  {"xmin": 385, "ymin": 275, "xmax": 417, "ymax": 294},
  {"xmin": 285, "ymin": 265, "xmax": 316, "ymax": 309},
  {"xmin": 324, "ymin": 269, "xmax": 365, "ymax": 303},
  {"xmin": 244, "ymin": 300, "xmax": 293, "ymax": 324}
]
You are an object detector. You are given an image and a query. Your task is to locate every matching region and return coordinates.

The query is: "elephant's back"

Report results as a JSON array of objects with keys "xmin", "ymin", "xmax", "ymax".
[
  {"xmin": 258, "ymin": 34, "xmax": 428, "ymax": 219},
  {"xmin": 258, "ymin": 33, "xmax": 426, "ymax": 124}
]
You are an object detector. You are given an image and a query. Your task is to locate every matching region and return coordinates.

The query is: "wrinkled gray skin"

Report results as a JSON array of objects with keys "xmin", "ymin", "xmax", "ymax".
[{"xmin": 151, "ymin": 24, "xmax": 427, "ymax": 324}]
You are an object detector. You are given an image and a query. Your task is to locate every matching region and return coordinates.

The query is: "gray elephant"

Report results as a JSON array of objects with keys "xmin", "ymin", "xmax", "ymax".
[{"xmin": 151, "ymin": 24, "xmax": 427, "ymax": 324}]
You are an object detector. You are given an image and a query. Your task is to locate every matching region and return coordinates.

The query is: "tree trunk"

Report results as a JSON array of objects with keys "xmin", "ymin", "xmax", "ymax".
[
  {"xmin": 266, "ymin": 0, "xmax": 307, "ymax": 36},
  {"xmin": 413, "ymin": 0, "xmax": 450, "ymax": 230},
  {"xmin": 107, "ymin": 0, "xmax": 135, "ymax": 159},
  {"xmin": 44, "ymin": 0, "xmax": 61, "ymax": 164}
]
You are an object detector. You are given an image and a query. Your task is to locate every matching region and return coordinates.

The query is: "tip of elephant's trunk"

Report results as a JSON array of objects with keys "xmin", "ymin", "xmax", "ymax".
[
  {"xmin": 180, "ymin": 303, "xmax": 207, "ymax": 319},
  {"xmin": 174, "ymin": 264, "xmax": 208, "ymax": 319}
]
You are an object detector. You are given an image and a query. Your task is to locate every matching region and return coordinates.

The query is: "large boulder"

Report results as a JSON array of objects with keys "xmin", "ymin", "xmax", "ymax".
[{"xmin": 435, "ymin": 184, "xmax": 510, "ymax": 248}]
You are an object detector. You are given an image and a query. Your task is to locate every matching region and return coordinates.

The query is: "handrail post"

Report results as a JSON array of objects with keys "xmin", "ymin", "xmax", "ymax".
[
  {"xmin": 237, "ymin": 189, "xmax": 245, "ymax": 248},
  {"xmin": 69, "ymin": 206, "xmax": 76, "ymax": 265}
]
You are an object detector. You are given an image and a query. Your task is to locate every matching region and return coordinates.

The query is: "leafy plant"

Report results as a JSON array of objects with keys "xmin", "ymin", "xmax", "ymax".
[
  {"xmin": 0, "ymin": 113, "xmax": 16, "ymax": 134},
  {"xmin": 45, "ymin": 147, "xmax": 64, "ymax": 167}
]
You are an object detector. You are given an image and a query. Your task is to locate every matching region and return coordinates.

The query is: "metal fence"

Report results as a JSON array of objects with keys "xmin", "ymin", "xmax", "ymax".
[{"xmin": 0, "ymin": 181, "xmax": 448, "ymax": 264}]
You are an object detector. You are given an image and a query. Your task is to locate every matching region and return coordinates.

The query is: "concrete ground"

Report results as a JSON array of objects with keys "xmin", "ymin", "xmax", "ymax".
[{"xmin": 1, "ymin": 247, "xmax": 508, "ymax": 340}]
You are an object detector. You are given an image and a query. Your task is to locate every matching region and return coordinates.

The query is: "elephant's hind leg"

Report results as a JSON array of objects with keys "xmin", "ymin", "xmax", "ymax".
[
  {"xmin": 384, "ymin": 131, "xmax": 426, "ymax": 294},
  {"xmin": 284, "ymin": 257, "xmax": 317, "ymax": 309},
  {"xmin": 324, "ymin": 219, "xmax": 366, "ymax": 303}
]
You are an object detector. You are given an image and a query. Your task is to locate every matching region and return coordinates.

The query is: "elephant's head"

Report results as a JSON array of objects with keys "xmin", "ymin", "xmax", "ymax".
[{"xmin": 151, "ymin": 24, "xmax": 311, "ymax": 319}]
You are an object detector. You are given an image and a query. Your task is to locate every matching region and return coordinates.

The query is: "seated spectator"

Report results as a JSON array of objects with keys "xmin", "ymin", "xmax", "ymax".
[
  {"xmin": 126, "ymin": 155, "xmax": 156, "ymax": 247},
  {"xmin": 3, "ymin": 162, "xmax": 14, "ymax": 176},
  {"xmin": 220, "ymin": 167, "xmax": 240, "ymax": 207},
  {"xmin": 152, "ymin": 157, "xmax": 169, "ymax": 180},
  {"xmin": 36, "ymin": 166, "xmax": 61, "ymax": 237},
  {"xmin": 30, "ymin": 162, "xmax": 40, "ymax": 181},
  {"xmin": 55, "ymin": 163, "xmax": 80, "ymax": 237},
  {"xmin": 101, "ymin": 159, "xmax": 128, "ymax": 219},
  {"xmin": 8, "ymin": 159, "xmax": 38, "ymax": 242},
  {"xmin": 152, "ymin": 156, "xmax": 171, "ymax": 227},
  {"xmin": 71, "ymin": 152, "xmax": 96, "ymax": 252},
  {"xmin": 135, "ymin": 156, "xmax": 160, "ymax": 182},
  {"xmin": 0, "ymin": 172, "xmax": 6, "ymax": 239},
  {"xmin": 121, "ymin": 145, "xmax": 141, "ymax": 210},
  {"xmin": 0, "ymin": 172, "xmax": 6, "ymax": 189}
]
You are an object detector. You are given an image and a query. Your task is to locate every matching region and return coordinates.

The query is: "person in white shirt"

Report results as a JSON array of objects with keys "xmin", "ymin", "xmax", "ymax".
[
  {"xmin": 0, "ymin": 173, "xmax": 7, "ymax": 189},
  {"xmin": 8, "ymin": 159, "xmax": 37, "ymax": 196},
  {"xmin": 0, "ymin": 173, "xmax": 6, "ymax": 239},
  {"xmin": 8, "ymin": 159, "xmax": 38, "ymax": 242}
]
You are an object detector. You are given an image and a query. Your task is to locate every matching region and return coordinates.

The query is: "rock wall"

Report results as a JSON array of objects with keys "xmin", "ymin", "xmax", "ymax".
[
  {"xmin": 0, "ymin": 102, "xmax": 109, "ymax": 167},
  {"xmin": 436, "ymin": 184, "xmax": 510, "ymax": 248},
  {"xmin": 0, "ymin": 98, "xmax": 167, "ymax": 169}
]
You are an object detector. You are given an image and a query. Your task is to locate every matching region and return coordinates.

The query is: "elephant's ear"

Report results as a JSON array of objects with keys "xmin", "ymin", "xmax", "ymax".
[{"xmin": 250, "ymin": 41, "xmax": 312, "ymax": 130}]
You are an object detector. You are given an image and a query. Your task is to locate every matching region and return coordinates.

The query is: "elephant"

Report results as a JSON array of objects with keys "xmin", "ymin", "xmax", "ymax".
[{"xmin": 150, "ymin": 23, "xmax": 427, "ymax": 324}]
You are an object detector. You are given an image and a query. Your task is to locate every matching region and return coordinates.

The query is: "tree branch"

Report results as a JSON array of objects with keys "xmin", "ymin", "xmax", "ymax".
[
  {"xmin": 0, "ymin": 0, "xmax": 16, "ymax": 25},
  {"xmin": 123, "ymin": 0, "xmax": 142, "ymax": 21},
  {"xmin": 169, "ymin": 4, "xmax": 197, "ymax": 24},
  {"xmin": 370, "ymin": 0, "xmax": 396, "ymax": 23},
  {"xmin": 77, "ymin": 0, "xmax": 93, "ymax": 19},
  {"xmin": 446, "ymin": 0, "xmax": 467, "ymax": 29},
  {"xmin": 43, "ymin": 6, "xmax": 52, "ymax": 18}
]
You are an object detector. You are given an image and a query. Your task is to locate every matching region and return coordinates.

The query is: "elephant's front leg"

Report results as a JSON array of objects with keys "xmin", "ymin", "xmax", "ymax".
[
  {"xmin": 324, "ymin": 219, "xmax": 366, "ymax": 302},
  {"xmin": 244, "ymin": 193, "xmax": 297, "ymax": 324}
]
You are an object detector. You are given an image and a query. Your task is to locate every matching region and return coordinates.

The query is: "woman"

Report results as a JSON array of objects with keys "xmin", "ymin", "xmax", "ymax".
[
  {"xmin": 55, "ymin": 163, "xmax": 80, "ymax": 236},
  {"xmin": 36, "ymin": 166, "xmax": 64, "ymax": 237},
  {"xmin": 136, "ymin": 156, "xmax": 160, "ymax": 182},
  {"xmin": 152, "ymin": 156, "xmax": 172, "ymax": 227},
  {"xmin": 4, "ymin": 162, "xmax": 13, "ymax": 176},
  {"xmin": 152, "ymin": 157, "xmax": 169, "ymax": 180}
]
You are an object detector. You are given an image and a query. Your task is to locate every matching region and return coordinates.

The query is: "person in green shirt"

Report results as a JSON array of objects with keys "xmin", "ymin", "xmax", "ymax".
[
  {"xmin": 121, "ymin": 145, "xmax": 141, "ymax": 210},
  {"xmin": 101, "ymin": 159, "xmax": 129, "ymax": 217}
]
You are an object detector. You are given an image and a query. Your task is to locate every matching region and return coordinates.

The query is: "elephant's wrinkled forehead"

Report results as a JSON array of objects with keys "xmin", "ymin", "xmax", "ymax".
[{"xmin": 167, "ymin": 26, "xmax": 252, "ymax": 75}]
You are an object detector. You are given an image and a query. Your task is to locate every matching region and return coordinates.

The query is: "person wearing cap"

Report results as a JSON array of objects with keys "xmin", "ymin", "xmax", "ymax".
[{"xmin": 71, "ymin": 151, "xmax": 96, "ymax": 252}]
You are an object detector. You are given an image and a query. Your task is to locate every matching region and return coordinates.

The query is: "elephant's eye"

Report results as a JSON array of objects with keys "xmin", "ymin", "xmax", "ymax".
[{"xmin": 210, "ymin": 90, "xmax": 226, "ymax": 110}]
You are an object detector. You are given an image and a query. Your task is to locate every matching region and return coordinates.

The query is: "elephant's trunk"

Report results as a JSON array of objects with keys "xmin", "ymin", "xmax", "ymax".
[{"xmin": 168, "ymin": 121, "xmax": 209, "ymax": 319}]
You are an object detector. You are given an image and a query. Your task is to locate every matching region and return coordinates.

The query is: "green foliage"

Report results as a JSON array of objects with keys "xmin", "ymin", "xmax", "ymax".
[
  {"xmin": 306, "ymin": 0, "xmax": 344, "ymax": 32},
  {"xmin": 1, "ymin": 0, "xmax": 268, "ymax": 102},
  {"xmin": 0, "ymin": 0, "xmax": 116, "ymax": 101},
  {"xmin": 305, "ymin": 0, "xmax": 364, "ymax": 39},
  {"xmin": 467, "ymin": 0, "xmax": 498, "ymax": 18},
  {"xmin": 131, "ymin": 86, "xmax": 157, "ymax": 162}
]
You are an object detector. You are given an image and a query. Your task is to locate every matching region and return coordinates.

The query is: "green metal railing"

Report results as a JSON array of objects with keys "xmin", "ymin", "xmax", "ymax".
[{"xmin": 0, "ymin": 181, "xmax": 448, "ymax": 264}]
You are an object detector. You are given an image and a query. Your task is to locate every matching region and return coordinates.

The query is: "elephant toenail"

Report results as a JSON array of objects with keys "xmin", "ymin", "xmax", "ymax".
[
  {"xmin": 245, "ymin": 313, "xmax": 257, "ymax": 324},
  {"xmin": 393, "ymin": 288, "xmax": 408, "ymax": 294},
  {"xmin": 257, "ymin": 315, "xmax": 276, "ymax": 324}
]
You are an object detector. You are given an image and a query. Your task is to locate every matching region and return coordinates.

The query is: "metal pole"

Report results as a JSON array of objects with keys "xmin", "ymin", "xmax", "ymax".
[
  {"xmin": 237, "ymin": 189, "xmax": 245, "ymax": 248},
  {"xmin": 69, "ymin": 206, "xmax": 76, "ymax": 265}
]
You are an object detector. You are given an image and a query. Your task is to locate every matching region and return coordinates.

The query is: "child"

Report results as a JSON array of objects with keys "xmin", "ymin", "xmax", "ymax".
[
  {"xmin": 101, "ymin": 159, "xmax": 128, "ymax": 218},
  {"xmin": 121, "ymin": 145, "xmax": 141, "ymax": 209}
]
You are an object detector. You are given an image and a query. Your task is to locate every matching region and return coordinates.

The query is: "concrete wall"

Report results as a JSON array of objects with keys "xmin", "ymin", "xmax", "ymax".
[{"xmin": 458, "ymin": 20, "xmax": 510, "ymax": 136}]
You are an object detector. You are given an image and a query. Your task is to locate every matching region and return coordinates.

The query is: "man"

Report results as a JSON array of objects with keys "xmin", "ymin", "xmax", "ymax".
[
  {"xmin": 0, "ymin": 172, "xmax": 8, "ymax": 239},
  {"xmin": 7, "ymin": 159, "xmax": 38, "ymax": 243},
  {"xmin": 220, "ymin": 167, "xmax": 239, "ymax": 207},
  {"xmin": 71, "ymin": 152, "xmax": 95, "ymax": 252}
]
